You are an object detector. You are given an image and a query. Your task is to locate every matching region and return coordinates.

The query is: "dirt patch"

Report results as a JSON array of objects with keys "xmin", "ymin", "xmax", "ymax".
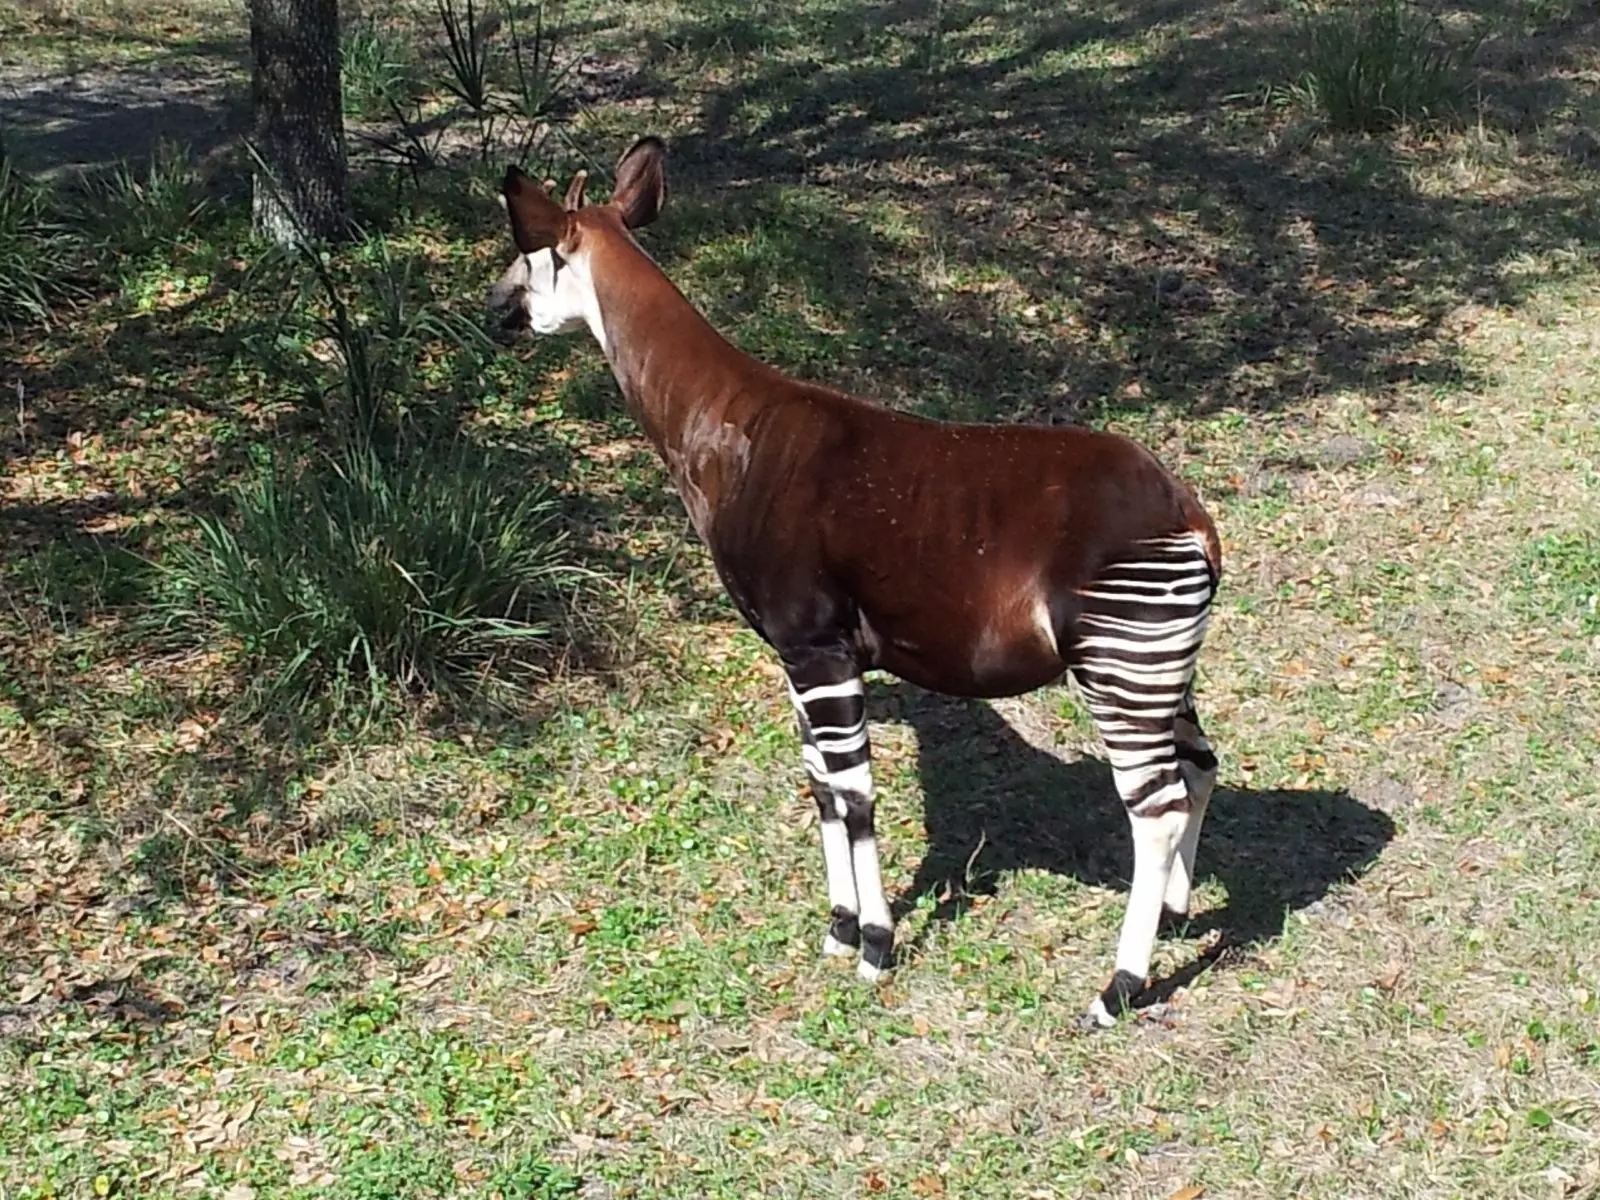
[{"xmin": 0, "ymin": 57, "xmax": 247, "ymax": 176}]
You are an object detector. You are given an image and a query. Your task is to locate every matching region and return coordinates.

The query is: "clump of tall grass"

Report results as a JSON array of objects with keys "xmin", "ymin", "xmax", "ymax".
[
  {"xmin": 504, "ymin": 0, "xmax": 575, "ymax": 130},
  {"xmin": 439, "ymin": 0, "xmax": 575, "ymax": 159},
  {"xmin": 244, "ymin": 236, "xmax": 486, "ymax": 442},
  {"xmin": 0, "ymin": 143, "xmax": 77, "ymax": 329},
  {"xmin": 1293, "ymin": 0, "xmax": 1479, "ymax": 133},
  {"xmin": 78, "ymin": 140, "xmax": 208, "ymax": 260},
  {"xmin": 436, "ymin": 0, "xmax": 499, "ymax": 116},
  {"xmin": 353, "ymin": 0, "xmax": 577, "ymax": 180},
  {"xmin": 169, "ymin": 435, "xmax": 579, "ymax": 714},
  {"xmin": 342, "ymin": 16, "xmax": 424, "ymax": 120}
]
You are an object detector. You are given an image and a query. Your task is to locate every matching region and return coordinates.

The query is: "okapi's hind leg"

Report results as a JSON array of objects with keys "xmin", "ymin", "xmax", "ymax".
[
  {"xmin": 786, "ymin": 661, "xmax": 894, "ymax": 981},
  {"xmin": 1164, "ymin": 687, "xmax": 1219, "ymax": 921},
  {"xmin": 1082, "ymin": 706, "xmax": 1190, "ymax": 1030},
  {"xmin": 1069, "ymin": 530, "xmax": 1217, "ymax": 1027}
]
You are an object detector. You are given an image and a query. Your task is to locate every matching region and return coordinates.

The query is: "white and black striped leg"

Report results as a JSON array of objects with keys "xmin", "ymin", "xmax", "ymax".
[
  {"xmin": 1164, "ymin": 689, "xmax": 1218, "ymax": 920},
  {"xmin": 1085, "ymin": 727, "xmax": 1190, "ymax": 1029},
  {"xmin": 1071, "ymin": 532, "xmax": 1216, "ymax": 1025},
  {"xmin": 788, "ymin": 667, "xmax": 893, "ymax": 981},
  {"xmin": 1071, "ymin": 657, "xmax": 1195, "ymax": 1028}
]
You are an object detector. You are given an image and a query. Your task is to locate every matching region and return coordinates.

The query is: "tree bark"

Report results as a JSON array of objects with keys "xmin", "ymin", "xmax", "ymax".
[{"xmin": 249, "ymin": 0, "xmax": 351, "ymax": 245}]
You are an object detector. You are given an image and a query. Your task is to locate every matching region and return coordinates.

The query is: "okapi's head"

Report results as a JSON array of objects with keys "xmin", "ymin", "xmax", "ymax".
[{"xmin": 488, "ymin": 136, "xmax": 668, "ymax": 344}]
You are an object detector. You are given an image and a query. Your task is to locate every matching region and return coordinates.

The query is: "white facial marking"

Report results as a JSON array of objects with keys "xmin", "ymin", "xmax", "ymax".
[{"xmin": 502, "ymin": 249, "xmax": 608, "ymax": 353}]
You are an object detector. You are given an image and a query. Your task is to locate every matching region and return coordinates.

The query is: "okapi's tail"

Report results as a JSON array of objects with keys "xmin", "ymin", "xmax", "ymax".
[
  {"xmin": 1194, "ymin": 518, "xmax": 1222, "ymax": 584},
  {"xmin": 1176, "ymin": 479, "xmax": 1222, "ymax": 585}
]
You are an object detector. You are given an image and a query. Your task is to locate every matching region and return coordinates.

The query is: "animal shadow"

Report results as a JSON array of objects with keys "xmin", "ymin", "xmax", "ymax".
[{"xmin": 867, "ymin": 681, "xmax": 1396, "ymax": 998}]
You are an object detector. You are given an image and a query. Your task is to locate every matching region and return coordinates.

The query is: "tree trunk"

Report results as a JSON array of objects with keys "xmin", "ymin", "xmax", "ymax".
[{"xmin": 249, "ymin": 0, "xmax": 351, "ymax": 245}]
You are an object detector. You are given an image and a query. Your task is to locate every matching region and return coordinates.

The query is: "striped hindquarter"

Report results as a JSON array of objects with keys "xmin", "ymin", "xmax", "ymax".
[{"xmin": 1071, "ymin": 532, "xmax": 1220, "ymax": 1027}]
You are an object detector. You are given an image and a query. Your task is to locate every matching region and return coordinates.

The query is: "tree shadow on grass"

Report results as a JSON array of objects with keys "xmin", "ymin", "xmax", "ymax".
[
  {"xmin": 867, "ymin": 680, "xmax": 1396, "ymax": 1006},
  {"xmin": 0, "ymin": 50, "xmax": 250, "ymax": 179},
  {"xmin": 626, "ymin": 0, "xmax": 1600, "ymax": 425}
]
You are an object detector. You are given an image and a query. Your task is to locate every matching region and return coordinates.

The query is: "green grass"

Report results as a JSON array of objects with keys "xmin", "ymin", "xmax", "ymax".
[
  {"xmin": 0, "ymin": 149, "xmax": 76, "ymax": 328},
  {"xmin": 1291, "ymin": 0, "xmax": 1479, "ymax": 133},
  {"xmin": 1521, "ymin": 531, "xmax": 1600, "ymax": 636},
  {"xmin": 342, "ymin": 16, "xmax": 425, "ymax": 121},
  {"xmin": 3, "ymin": 0, "xmax": 1600, "ymax": 1197}
]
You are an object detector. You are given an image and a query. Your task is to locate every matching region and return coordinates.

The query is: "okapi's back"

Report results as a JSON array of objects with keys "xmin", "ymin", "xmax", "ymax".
[
  {"xmin": 749, "ymin": 395, "xmax": 1219, "ymax": 697},
  {"xmin": 813, "ymin": 402, "xmax": 1212, "ymax": 584}
]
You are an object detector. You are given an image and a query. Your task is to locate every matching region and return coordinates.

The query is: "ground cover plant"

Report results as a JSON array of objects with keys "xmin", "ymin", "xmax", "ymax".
[
  {"xmin": 1290, "ymin": 0, "xmax": 1482, "ymax": 132},
  {"xmin": 2, "ymin": 0, "xmax": 1599, "ymax": 1197}
]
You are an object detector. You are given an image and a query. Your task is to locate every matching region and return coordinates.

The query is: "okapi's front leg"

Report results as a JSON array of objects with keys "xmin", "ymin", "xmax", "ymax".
[{"xmin": 786, "ymin": 663, "xmax": 894, "ymax": 981}]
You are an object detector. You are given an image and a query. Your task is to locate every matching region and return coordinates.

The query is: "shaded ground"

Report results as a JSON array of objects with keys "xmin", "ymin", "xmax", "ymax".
[{"xmin": 0, "ymin": 58, "xmax": 248, "ymax": 177}]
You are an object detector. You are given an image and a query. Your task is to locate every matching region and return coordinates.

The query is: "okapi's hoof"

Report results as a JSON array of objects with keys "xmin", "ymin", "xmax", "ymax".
[
  {"xmin": 858, "ymin": 924, "xmax": 894, "ymax": 983},
  {"xmin": 1077, "ymin": 1006, "xmax": 1116, "ymax": 1032},
  {"xmin": 823, "ymin": 907, "xmax": 861, "ymax": 958},
  {"xmin": 1080, "ymin": 969, "xmax": 1147, "ymax": 1030}
]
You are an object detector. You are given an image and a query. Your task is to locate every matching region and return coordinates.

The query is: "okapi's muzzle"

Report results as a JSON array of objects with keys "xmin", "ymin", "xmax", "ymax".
[
  {"xmin": 486, "ymin": 260, "xmax": 533, "ymax": 341},
  {"xmin": 490, "ymin": 298, "xmax": 531, "ymax": 341}
]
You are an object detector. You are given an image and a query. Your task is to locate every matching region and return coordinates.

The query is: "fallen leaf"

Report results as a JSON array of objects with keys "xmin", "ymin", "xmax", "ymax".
[
  {"xmin": 657, "ymin": 1090, "xmax": 697, "ymax": 1115},
  {"xmin": 1259, "ymin": 980, "xmax": 1296, "ymax": 1011},
  {"xmin": 1170, "ymin": 1187, "xmax": 1206, "ymax": 1200},
  {"xmin": 225, "ymin": 1037, "xmax": 258, "ymax": 1062},
  {"xmin": 173, "ymin": 718, "xmax": 212, "ymax": 753},
  {"xmin": 911, "ymin": 1173, "xmax": 947, "ymax": 1196}
]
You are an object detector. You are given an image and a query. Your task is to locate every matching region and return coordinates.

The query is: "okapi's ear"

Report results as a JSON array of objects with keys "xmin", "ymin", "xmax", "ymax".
[
  {"xmin": 610, "ymin": 136, "xmax": 667, "ymax": 229},
  {"xmin": 562, "ymin": 169, "xmax": 589, "ymax": 211},
  {"xmin": 502, "ymin": 164, "xmax": 569, "ymax": 253}
]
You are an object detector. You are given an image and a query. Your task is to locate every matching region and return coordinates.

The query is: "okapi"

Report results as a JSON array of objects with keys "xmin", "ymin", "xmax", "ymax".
[{"xmin": 487, "ymin": 136, "xmax": 1222, "ymax": 1028}]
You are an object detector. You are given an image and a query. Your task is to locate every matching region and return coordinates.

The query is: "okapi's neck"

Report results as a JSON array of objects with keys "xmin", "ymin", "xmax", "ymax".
[{"xmin": 584, "ymin": 233, "xmax": 768, "ymax": 460}]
